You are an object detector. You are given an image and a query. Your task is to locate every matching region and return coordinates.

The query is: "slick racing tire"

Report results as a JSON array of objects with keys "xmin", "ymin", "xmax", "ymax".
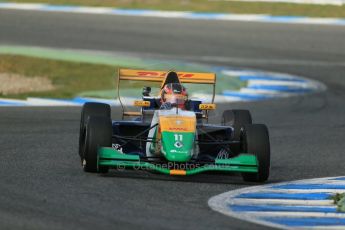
[
  {"xmin": 79, "ymin": 102, "xmax": 111, "ymax": 159},
  {"xmin": 82, "ymin": 116, "xmax": 112, "ymax": 173},
  {"xmin": 222, "ymin": 109, "xmax": 252, "ymax": 154},
  {"xmin": 241, "ymin": 124, "xmax": 270, "ymax": 182}
]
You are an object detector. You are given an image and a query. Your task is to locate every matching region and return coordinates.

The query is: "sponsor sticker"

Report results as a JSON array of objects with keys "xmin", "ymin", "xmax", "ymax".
[
  {"xmin": 174, "ymin": 141, "xmax": 184, "ymax": 148},
  {"xmin": 133, "ymin": 100, "xmax": 151, "ymax": 107}
]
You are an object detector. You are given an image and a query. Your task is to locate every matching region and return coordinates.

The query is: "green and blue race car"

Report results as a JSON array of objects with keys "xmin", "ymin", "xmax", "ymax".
[{"xmin": 78, "ymin": 69, "xmax": 270, "ymax": 182}]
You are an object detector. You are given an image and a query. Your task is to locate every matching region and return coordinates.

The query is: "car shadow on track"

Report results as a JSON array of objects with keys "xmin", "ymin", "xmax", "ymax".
[{"xmin": 100, "ymin": 170, "xmax": 281, "ymax": 185}]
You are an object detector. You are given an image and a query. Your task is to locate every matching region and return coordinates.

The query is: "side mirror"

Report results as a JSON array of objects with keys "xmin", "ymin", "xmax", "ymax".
[{"xmin": 142, "ymin": 86, "xmax": 151, "ymax": 96}]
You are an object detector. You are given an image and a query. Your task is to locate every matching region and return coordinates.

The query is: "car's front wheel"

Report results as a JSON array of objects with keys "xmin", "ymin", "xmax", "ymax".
[
  {"xmin": 241, "ymin": 124, "xmax": 270, "ymax": 182},
  {"xmin": 79, "ymin": 102, "xmax": 110, "ymax": 159},
  {"xmin": 82, "ymin": 116, "xmax": 112, "ymax": 173}
]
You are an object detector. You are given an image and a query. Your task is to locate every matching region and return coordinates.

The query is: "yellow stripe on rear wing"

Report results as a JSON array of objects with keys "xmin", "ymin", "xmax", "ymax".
[{"xmin": 119, "ymin": 69, "xmax": 216, "ymax": 84}]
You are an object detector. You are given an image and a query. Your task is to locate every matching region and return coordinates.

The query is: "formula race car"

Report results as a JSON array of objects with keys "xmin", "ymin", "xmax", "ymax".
[{"xmin": 78, "ymin": 69, "xmax": 270, "ymax": 182}]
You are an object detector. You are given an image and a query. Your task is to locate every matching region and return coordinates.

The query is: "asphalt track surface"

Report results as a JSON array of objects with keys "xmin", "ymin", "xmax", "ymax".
[{"xmin": 1, "ymin": 9, "xmax": 345, "ymax": 230}]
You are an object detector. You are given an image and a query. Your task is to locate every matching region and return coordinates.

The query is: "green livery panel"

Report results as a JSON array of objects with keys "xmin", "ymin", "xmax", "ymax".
[{"xmin": 161, "ymin": 131, "xmax": 195, "ymax": 162}]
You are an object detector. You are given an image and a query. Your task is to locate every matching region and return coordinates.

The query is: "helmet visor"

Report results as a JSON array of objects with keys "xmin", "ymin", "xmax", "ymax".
[{"xmin": 164, "ymin": 94, "xmax": 187, "ymax": 105}]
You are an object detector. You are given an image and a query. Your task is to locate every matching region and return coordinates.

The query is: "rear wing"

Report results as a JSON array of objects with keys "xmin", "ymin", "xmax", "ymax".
[
  {"xmin": 117, "ymin": 68, "xmax": 217, "ymax": 118},
  {"xmin": 118, "ymin": 69, "xmax": 216, "ymax": 84}
]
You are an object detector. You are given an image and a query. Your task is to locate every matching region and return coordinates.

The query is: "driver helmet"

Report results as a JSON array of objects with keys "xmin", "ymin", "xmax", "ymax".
[{"xmin": 161, "ymin": 83, "xmax": 188, "ymax": 109}]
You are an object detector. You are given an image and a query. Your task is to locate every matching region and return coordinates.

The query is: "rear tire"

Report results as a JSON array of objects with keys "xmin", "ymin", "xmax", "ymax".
[
  {"xmin": 79, "ymin": 102, "xmax": 110, "ymax": 159},
  {"xmin": 241, "ymin": 124, "xmax": 270, "ymax": 182},
  {"xmin": 222, "ymin": 110, "xmax": 252, "ymax": 154},
  {"xmin": 82, "ymin": 116, "xmax": 112, "ymax": 173}
]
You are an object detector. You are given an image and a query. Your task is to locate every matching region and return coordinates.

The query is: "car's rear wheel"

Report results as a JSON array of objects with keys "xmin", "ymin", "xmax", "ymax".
[
  {"xmin": 82, "ymin": 116, "xmax": 112, "ymax": 173},
  {"xmin": 79, "ymin": 102, "xmax": 111, "ymax": 159},
  {"xmin": 241, "ymin": 124, "xmax": 270, "ymax": 182},
  {"xmin": 222, "ymin": 109, "xmax": 252, "ymax": 154}
]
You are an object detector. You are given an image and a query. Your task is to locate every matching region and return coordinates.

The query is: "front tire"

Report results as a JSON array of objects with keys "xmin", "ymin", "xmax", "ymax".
[
  {"xmin": 241, "ymin": 124, "xmax": 270, "ymax": 182},
  {"xmin": 79, "ymin": 102, "xmax": 111, "ymax": 159},
  {"xmin": 82, "ymin": 116, "xmax": 112, "ymax": 173}
]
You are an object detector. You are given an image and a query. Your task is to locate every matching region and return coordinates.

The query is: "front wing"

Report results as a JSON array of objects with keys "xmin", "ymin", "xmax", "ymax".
[{"xmin": 98, "ymin": 148, "xmax": 258, "ymax": 176}]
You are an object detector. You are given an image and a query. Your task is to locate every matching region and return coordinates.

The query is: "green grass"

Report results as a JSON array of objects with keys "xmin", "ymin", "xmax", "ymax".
[
  {"xmin": 331, "ymin": 193, "xmax": 345, "ymax": 212},
  {"xmin": 0, "ymin": 55, "xmax": 117, "ymax": 99},
  {"xmin": 2, "ymin": 0, "xmax": 345, "ymax": 17},
  {"xmin": 332, "ymin": 193, "xmax": 345, "ymax": 204}
]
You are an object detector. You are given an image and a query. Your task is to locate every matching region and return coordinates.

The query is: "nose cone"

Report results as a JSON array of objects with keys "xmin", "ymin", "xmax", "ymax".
[
  {"xmin": 158, "ymin": 111, "xmax": 196, "ymax": 162},
  {"xmin": 161, "ymin": 132, "xmax": 195, "ymax": 162}
]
